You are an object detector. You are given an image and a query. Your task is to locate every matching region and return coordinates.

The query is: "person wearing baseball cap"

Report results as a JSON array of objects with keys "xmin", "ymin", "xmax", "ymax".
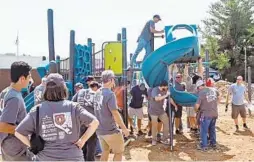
[
  {"xmin": 195, "ymin": 79, "xmax": 220, "ymax": 151},
  {"xmin": 74, "ymin": 82, "xmax": 84, "ymax": 94},
  {"xmin": 130, "ymin": 14, "xmax": 164, "ymax": 67},
  {"xmin": 15, "ymin": 73, "xmax": 99, "ymax": 161}
]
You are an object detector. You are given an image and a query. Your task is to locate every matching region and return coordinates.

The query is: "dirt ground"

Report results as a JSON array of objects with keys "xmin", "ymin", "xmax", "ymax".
[
  {"xmin": 119, "ymin": 104, "xmax": 254, "ymax": 161},
  {"xmin": 0, "ymin": 105, "xmax": 253, "ymax": 161}
]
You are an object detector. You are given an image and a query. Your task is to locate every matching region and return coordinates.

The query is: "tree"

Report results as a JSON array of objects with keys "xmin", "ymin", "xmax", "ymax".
[{"xmin": 202, "ymin": 0, "xmax": 254, "ymax": 81}]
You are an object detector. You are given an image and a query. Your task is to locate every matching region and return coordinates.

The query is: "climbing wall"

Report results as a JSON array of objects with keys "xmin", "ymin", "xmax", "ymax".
[{"xmin": 74, "ymin": 44, "xmax": 92, "ymax": 87}]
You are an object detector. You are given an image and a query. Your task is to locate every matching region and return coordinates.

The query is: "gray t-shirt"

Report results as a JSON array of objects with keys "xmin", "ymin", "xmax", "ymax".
[
  {"xmin": 175, "ymin": 82, "xmax": 185, "ymax": 91},
  {"xmin": 16, "ymin": 100, "xmax": 96, "ymax": 161},
  {"xmin": 138, "ymin": 20, "xmax": 155, "ymax": 41},
  {"xmin": 228, "ymin": 83, "xmax": 246, "ymax": 105},
  {"xmin": 72, "ymin": 89, "xmax": 95, "ymax": 115},
  {"xmin": 147, "ymin": 88, "xmax": 153, "ymax": 110},
  {"xmin": 148, "ymin": 87, "xmax": 166, "ymax": 116},
  {"xmin": 34, "ymin": 84, "xmax": 45, "ymax": 105},
  {"xmin": 0, "ymin": 87, "xmax": 10, "ymax": 111},
  {"xmin": 94, "ymin": 88, "xmax": 120, "ymax": 135},
  {"xmin": 196, "ymin": 87, "xmax": 219, "ymax": 118},
  {"xmin": 0, "ymin": 88, "xmax": 27, "ymax": 157}
]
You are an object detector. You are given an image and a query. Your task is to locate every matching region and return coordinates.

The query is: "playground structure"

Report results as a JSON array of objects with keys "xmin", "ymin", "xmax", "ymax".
[
  {"xmin": 21, "ymin": 8, "xmax": 204, "ymax": 150},
  {"xmin": 20, "ymin": 8, "xmax": 254, "ymax": 151}
]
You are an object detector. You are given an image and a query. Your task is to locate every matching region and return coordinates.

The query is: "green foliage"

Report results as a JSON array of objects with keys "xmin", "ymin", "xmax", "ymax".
[{"xmin": 201, "ymin": 0, "xmax": 254, "ymax": 81}]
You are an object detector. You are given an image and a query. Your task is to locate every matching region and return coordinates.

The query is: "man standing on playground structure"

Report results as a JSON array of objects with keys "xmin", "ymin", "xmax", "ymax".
[
  {"xmin": 130, "ymin": 15, "xmax": 164, "ymax": 67},
  {"xmin": 225, "ymin": 76, "xmax": 250, "ymax": 131}
]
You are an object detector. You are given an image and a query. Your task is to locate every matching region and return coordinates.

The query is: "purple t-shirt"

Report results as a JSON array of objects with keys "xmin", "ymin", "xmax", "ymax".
[
  {"xmin": 16, "ymin": 100, "xmax": 96, "ymax": 161},
  {"xmin": 0, "ymin": 88, "xmax": 27, "ymax": 157},
  {"xmin": 94, "ymin": 88, "xmax": 120, "ymax": 135},
  {"xmin": 196, "ymin": 87, "xmax": 219, "ymax": 118}
]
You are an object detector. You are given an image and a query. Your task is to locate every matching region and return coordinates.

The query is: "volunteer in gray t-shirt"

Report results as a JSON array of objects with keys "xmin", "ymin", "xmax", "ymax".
[
  {"xmin": 226, "ymin": 76, "xmax": 250, "ymax": 131},
  {"xmin": 195, "ymin": 80, "xmax": 220, "ymax": 150},
  {"xmin": 0, "ymin": 61, "xmax": 32, "ymax": 161},
  {"xmin": 130, "ymin": 15, "xmax": 164, "ymax": 67},
  {"xmin": 94, "ymin": 70, "xmax": 129, "ymax": 161},
  {"xmin": 72, "ymin": 81, "xmax": 100, "ymax": 161},
  {"xmin": 34, "ymin": 77, "xmax": 47, "ymax": 105},
  {"xmin": 149, "ymin": 80, "xmax": 177, "ymax": 146},
  {"xmin": 15, "ymin": 73, "xmax": 99, "ymax": 161}
]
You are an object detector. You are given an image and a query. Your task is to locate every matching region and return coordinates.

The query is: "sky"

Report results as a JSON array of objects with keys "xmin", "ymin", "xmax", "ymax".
[{"xmin": 0, "ymin": 0, "xmax": 216, "ymax": 60}]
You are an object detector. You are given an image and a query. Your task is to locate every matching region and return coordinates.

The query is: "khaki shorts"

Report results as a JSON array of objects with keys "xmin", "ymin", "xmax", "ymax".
[
  {"xmin": 232, "ymin": 104, "xmax": 246, "ymax": 119},
  {"xmin": 98, "ymin": 133, "xmax": 124, "ymax": 154},
  {"xmin": 186, "ymin": 107, "xmax": 196, "ymax": 117},
  {"xmin": 128, "ymin": 107, "xmax": 143, "ymax": 119}
]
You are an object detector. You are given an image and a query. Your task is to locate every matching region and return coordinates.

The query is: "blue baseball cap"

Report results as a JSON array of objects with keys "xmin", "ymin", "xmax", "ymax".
[{"xmin": 153, "ymin": 15, "xmax": 161, "ymax": 20}]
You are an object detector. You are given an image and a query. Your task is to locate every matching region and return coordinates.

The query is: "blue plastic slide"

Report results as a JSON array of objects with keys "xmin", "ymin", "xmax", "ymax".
[{"xmin": 141, "ymin": 24, "xmax": 200, "ymax": 106}]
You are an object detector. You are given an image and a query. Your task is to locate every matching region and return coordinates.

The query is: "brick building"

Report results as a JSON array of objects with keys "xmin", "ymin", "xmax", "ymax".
[{"xmin": 0, "ymin": 54, "xmax": 47, "ymax": 91}]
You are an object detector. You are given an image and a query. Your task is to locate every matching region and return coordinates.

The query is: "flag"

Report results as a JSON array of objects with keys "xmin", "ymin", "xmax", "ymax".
[{"xmin": 15, "ymin": 32, "xmax": 19, "ymax": 46}]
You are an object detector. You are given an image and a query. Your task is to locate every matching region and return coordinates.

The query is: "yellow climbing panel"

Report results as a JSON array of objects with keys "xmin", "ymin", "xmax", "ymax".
[{"xmin": 104, "ymin": 42, "xmax": 123, "ymax": 75}]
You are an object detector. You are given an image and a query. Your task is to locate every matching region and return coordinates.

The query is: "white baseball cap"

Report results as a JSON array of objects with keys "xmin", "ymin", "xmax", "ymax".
[{"xmin": 196, "ymin": 80, "xmax": 205, "ymax": 88}]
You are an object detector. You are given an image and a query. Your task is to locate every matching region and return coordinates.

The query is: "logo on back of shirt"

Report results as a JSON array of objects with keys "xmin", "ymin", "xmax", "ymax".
[
  {"xmin": 206, "ymin": 89, "xmax": 217, "ymax": 103},
  {"xmin": 94, "ymin": 92, "xmax": 103, "ymax": 111},
  {"xmin": 53, "ymin": 112, "xmax": 72, "ymax": 134}
]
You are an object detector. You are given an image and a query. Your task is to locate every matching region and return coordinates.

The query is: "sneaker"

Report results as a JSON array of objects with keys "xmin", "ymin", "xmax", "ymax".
[
  {"xmin": 95, "ymin": 153, "xmax": 102, "ymax": 157},
  {"xmin": 152, "ymin": 140, "xmax": 157, "ymax": 146},
  {"xmin": 148, "ymin": 130, "xmax": 152, "ymax": 136},
  {"xmin": 130, "ymin": 126, "xmax": 134, "ymax": 135},
  {"xmin": 175, "ymin": 129, "xmax": 183, "ymax": 134},
  {"xmin": 160, "ymin": 139, "xmax": 170, "ymax": 145},
  {"xmin": 157, "ymin": 133, "xmax": 162, "ymax": 141},
  {"xmin": 138, "ymin": 130, "xmax": 145, "ymax": 136},
  {"xmin": 235, "ymin": 125, "xmax": 239, "ymax": 131},
  {"xmin": 243, "ymin": 123, "xmax": 249, "ymax": 130},
  {"xmin": 209, "ymin": 145, "xmax": 218, "ymax": 150},
  {"xmin": 197, "ymin": 145, "xmax": 208, "ymax": 152}
]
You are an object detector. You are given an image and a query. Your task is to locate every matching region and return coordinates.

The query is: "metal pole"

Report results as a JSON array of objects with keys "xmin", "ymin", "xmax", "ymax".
[
  {"xmin": 88, "ymin": 38, "xmax": 92, "ymax": 75},
  {"xmin": 92, "ymin": 43, "xmax": 95, "ymax": 75},
  {"xmin": 122, "ymin": 28, "xmax": 128, "ymax": 127},
  {"xmin": 117, "ymin": 33, "xmax": 121, "ymax": 41},
  {"xmin": 151, "ymin": 34, "xmax": 155, "ymax": 52},
  {"xmin": 205, "ymin": 49, "xmax": 209, "ymax": 80},
  {"xmin": 167, "ymin": 65, "xmax": 174, "ymax": 151},
  {"xmin": 245, "ymin": 47, "xmax": 247, "ymax": 82},
  {"xmin": 248, "ymin": 66, "xmax": 252, "ymax": 115},
  {"xmin": 56, "ymin": 55, "xmax": 60, "ymax": 73},
  {"xmin": 69, "ymin": 30, "xmax": 75, "ymax": 94},
  {"xmin": 47, "ymin": 9, "xmax": 55, "ymax": 61}
]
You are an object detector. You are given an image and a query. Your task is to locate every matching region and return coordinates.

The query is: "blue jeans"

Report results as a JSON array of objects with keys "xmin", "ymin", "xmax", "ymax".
[
  {"xmin": 95, "ymin": 137, "xmax": 102, "ymax": 154},
  {"xmin": 130, "ymin": 38, "xmax": 152, "ymax": 66},
  {"xmin": 200, "ymin": 116, "xmax": 216, "ymax": 148}
]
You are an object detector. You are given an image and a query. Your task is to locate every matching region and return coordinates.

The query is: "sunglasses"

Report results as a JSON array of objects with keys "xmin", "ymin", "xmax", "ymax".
[{"xmin": 176, "ymin": 76, "xmax": 182, "ymax": 78}]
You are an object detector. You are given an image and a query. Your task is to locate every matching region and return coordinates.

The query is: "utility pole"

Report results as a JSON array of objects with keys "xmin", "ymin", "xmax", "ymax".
[{"xmin": 15, "ymin": 31, "xmax": 19, "ymax": 57}]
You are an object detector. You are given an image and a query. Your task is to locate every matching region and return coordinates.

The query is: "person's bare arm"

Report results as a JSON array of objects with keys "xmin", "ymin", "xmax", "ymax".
[
  {"xmin": 155, "ymin": 94, "xmax": 169, "ymax": 101},
  {"xmin": 197, "ymin": 58, "xmax": 204, "ymax": 78},
  {"xmin": 111, "ymin": 110, "xmax": 129, "ymax": 137},
  {"xmin": 76, "ymin": 119, "xmax": 99, "ymax": 149},
  {"xmin": 150, "ymin": 27, "xmax": 164, "ymax": 33},
  {"xmin": 170, "ymin": 98, "xmax": 177, "ymax": 108},
  {"xmin": 194, "ymin": 103, "xmax": 200, "ymax": 112},
  {"xmin": 15, "ymin": 132, "xmax": 31, "ymax": 147},
  {"xmin": 112, "ymin": 110, "xmax": 127, "ymax": 129},
  {"xmin": 0, "ymin": 122, "xmax": 16, "ymax": 134}
]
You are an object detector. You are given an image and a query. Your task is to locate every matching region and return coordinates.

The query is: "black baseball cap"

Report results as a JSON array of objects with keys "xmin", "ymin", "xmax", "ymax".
[
  {"xmin": 86, "ymin": 75, "xmax": 95, "ymax": 82},
  {"xmin": 153, "ymin": 14, "xmax": 161, "ymax": 20}
]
